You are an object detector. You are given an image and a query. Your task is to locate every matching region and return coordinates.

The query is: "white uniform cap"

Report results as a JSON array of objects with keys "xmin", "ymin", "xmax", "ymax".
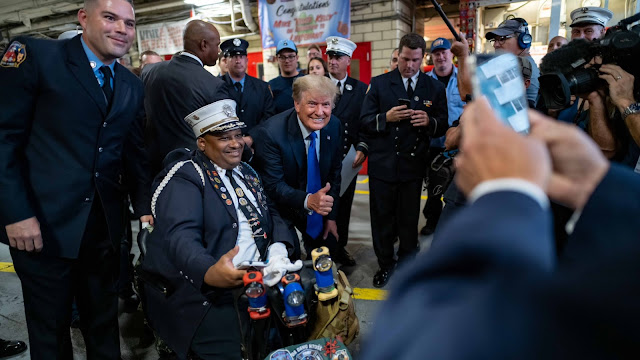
[
  {"xmin": 325, "ymin": 36, "xmax": 357, "ymax": 57},
  {"xmin": 184, "ymin": 99, "xmax": 245, "ymax": 137},
  {"xmin": 570, "ymin": 7, "xmax": 613, "ymax": 27}
]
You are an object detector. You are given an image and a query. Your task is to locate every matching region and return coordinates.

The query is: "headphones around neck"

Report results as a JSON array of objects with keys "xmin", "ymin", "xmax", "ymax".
[{"xmin": 511, "ymin": 17, "xmax": 532, "ymax": 49}]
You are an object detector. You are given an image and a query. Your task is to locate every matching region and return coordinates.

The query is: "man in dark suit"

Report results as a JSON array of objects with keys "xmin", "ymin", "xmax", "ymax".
[
  {"xmin": 141, "ymin": 99, "xmax": 297, "ymax": 360},
  {"xmin": 253, "ymin": 75, "xmax": 342, "ymax": 260},
  {"xmin": 141, "ymin": 19, "xmax": 229, "ymax": 176},
  {"xmin": 325, "ymin": 36, "xmax": 368, "ymax": 266},
  {"xmin": 220, "ymin": 38, "xmax": 275, "ymax": 135},
  {"xmin": 360, "ymin": 33, "xmax": 448, "ymax": 287},
  {"xmin": 362, "ymin": 99, "xmax": 640, "ymax": 359},
  {"xmin": 0, "ymin": 0, "xmax": 152, "ymax": 358}
]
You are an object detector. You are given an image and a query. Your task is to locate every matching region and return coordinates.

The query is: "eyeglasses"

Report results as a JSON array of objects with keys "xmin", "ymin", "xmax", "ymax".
[
  {"xmin": 489, "ymin": 35, "xmax": 514, "ymax": 45},
  {"xmin": 278, "ymin": 54, "xmax": 297, "ymax": 62}
]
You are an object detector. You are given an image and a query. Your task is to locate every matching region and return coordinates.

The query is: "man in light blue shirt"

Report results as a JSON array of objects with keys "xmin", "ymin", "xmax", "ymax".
[{"xmin": 420, "ymin": 38, "xmax": 465, "ymax": 235}]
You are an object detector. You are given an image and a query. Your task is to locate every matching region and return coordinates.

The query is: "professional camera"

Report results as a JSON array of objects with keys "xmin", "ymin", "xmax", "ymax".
[{"xmin": 539, "ymin": 13, "xmax": 640, "ymax": 110}]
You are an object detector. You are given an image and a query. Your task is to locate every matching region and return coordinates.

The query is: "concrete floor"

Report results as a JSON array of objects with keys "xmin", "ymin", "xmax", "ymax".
[{"xmin": 0, "ymin": 175, "xmax": 435, "ymax": 359}]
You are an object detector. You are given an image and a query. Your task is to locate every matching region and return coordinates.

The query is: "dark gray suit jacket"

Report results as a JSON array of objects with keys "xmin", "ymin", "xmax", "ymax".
[{"xmin": 141, "ymin": 54, "xmax": 229, "ymax": 175}]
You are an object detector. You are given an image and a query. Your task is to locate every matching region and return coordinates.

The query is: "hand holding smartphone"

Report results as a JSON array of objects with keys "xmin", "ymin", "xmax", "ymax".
[
  {"xmin": 398, "ymin": 98, "xmax": 411, "ymax": 108},
  {"xmin": 467, "ymin": 52, "xmax": 530, "ymax": 134},
  {"xmin": 235, "ymin": 260, "xmax": 269, "ymax": 270}
]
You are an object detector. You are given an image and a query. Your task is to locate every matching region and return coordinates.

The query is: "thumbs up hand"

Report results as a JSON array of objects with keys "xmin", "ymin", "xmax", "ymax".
[{"xmin": 307, "ymin": 182, "xmax": 334, "ymax": 216}]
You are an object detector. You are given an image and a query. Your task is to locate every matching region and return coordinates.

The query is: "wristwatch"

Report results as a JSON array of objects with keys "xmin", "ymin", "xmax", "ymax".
[{"xmin": 622, "ymin": 102, "xmax": 640, "ymax": 120}]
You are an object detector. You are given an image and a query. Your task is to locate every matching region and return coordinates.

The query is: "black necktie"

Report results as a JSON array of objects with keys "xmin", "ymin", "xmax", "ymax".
[
  {"xmin": 335, "ymin": 81, "xmax": 342, "ymax": 104},
  {"xmin": 99, "ymin": 66, "xmax": 113, "ymax": 105},
  {"xmin": 406, "ymin": 77, "xmax": 413, "ymax": 99},
  {"xmin": 234, "ymin": 82, "xmax": 242, "ymax": 93},
  {"xmin": 225, "ymin": 171, "xmax": 268, "ymax": 257}
]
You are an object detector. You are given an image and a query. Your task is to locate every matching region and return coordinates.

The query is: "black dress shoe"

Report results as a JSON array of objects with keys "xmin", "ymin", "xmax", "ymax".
[
  {"xmin": 0, "ymin": 339, "xmax": 27, "ymax": 358},
  {"xmin": 420, "ymin": 225, "xmax": 435, "ymax": 236},
  {"xmin": 373, "ymin": 267, "xmax": 394, "ymax": 288},
  {"xmin": 333, "ymin": 247, "xmax": 356, "ymax": 266}
]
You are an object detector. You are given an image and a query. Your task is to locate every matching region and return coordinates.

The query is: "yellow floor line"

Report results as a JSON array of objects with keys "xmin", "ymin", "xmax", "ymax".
[
  {"xmin": 356, "ymin": 177, "xmax": 369, "ymax": 184},
  {"xmin": 0, "ymin": 261, "xmax": 388, "ymax": 300},
  {"xmin": 352, "ymin": 287, "xmax": 387, "ymax": 301},
  {"xmin": 0, "ymin": 262, "xmax": 15, "ymax": 273}
]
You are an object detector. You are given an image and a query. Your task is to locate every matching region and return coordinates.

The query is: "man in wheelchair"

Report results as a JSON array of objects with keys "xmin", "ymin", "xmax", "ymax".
[{"xmin": 138, "ymin": 99, "xmax": 302, "ymax": 359}]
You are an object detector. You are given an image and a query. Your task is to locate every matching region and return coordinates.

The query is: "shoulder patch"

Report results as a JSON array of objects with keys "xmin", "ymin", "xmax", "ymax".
[{"xmin": 1, "ymin": 41, "xmax": 27, "ymax": 68}]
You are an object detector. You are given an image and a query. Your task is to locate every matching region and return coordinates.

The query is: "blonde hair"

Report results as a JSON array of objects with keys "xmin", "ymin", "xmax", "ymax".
[{"xmin": 292, "ymin": 75, "xmax": 338, "ymax": 104}]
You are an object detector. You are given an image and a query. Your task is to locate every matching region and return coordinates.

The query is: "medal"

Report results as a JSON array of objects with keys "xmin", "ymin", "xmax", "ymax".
[
  {"xmin": 221, "ymin": 193, "xmax": 227, "ymax": 199},
  {"xmin": 225, "ymin": 199, "xmax": 232, "ymax": 206},
  {"xmin": 235, "ymin": 188, "xmax": 244, "ymax": 197},
  {"xmin": 345, "ymin": 84, "xmax": 352, "ymax": 91},
  {"xmin": 239, "ymin": 198, "xmax": 248, "ymax": 206}
]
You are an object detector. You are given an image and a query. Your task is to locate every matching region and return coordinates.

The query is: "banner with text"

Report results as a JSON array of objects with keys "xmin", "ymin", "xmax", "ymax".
[
  {"xmin": 258, "ymin": 0, "xmax": 350, "ymax": 49},
  {"xmin": 136, "ymin": 18, "xmax": 192, "ymax": 55}
]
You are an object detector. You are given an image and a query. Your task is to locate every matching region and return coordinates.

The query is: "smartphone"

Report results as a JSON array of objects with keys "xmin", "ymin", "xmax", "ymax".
[
  {"xmin": 467, "ymin": 52, "xmax": 530, "ymax": 134},
  {"xmin": 235, "ymin": 260, "xmax": 269, "ymax": 270},
  {"xmin": 398, "ymin": 98, "xmax": 411, "ymax": 108}
]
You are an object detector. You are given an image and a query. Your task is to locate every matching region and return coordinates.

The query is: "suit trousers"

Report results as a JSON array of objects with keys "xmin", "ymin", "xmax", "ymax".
[
  {"xmin": 369, "ymin": 177, "xmax": 422, "ymax": 269},
  {"xmin": 337, "ymin": 176, "xmax": 358, "ymax": 248},
  {"xmin": 11, "ymin": 198, "xmax": 120, "ymax": 360}
]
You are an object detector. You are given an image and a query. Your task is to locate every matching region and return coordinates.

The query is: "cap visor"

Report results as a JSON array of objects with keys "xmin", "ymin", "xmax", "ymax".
[{"xmin": 486, "ymin": 28, "xmax": 515, "ymax": 39}]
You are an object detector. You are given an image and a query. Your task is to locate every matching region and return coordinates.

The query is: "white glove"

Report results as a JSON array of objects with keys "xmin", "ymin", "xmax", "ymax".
[{"xmin": 262, "ymin": 243, "xmax": 303, "ymax": 287}]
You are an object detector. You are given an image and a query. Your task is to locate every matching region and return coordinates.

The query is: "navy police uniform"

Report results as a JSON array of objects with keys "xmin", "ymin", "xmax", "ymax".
[
  {"xmin": 220, "ymin": 38, "xmax": 276, "ymax": 132},
  {"xmin": 0, "ymin": 35, "xmax": 150, "ymax": 359},
  {"xmin": 361, "ymin": 68, "xmax": 448, "ymax": 277}
]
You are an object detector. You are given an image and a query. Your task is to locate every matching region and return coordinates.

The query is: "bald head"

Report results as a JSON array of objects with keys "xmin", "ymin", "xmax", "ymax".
[
  {"xmin": 183, "ymin": 20, "xmax": 221, "ymax": 66},
  {"xmin": 84, "ymin": 0, "xmax": 133, "ymax": 11}
]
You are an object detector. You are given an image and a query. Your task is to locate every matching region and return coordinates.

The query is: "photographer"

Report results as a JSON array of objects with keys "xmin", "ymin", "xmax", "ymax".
[{"xmin": 539, "ymin": 11, "xmax": 640, "ymax": 167}]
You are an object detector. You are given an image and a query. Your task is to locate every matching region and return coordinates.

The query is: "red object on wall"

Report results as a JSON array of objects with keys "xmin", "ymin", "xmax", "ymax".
[{"xmin": 247, "ymin": 51, "xmax": 263, "ymax": 78}]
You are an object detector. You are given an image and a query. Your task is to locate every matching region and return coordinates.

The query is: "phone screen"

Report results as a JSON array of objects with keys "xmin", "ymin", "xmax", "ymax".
[{"xmin": 467, "ymin": 52, "xmax": 530, "ymax": 134}]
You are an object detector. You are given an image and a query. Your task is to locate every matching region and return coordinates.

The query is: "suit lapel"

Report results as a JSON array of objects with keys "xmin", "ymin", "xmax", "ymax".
[
  {"xmin": 335, "ymin": 77, "xmax": 354, "ymax": 115},
  {"xmin": 287, "ymin": 110, "xmax": 306, "ymax": 174},
  {"xmin": 391, "ymin": 70, "xmax": 408, "ymax": 103},
  {"xmin": 65, "ymin": 36, "xmax": 107, "ymax": 116},
  {"xmin": 197, "ymin": 151, "xmax": 239, "ymax": 221},
  {"xmin": 241, "ymin": 77, "xmax": 255, "ymax": 110},
  {"xmin": 107, "ymin": 64, "xmax": 131, "ymax": 118},
  {"xmin": 413, "ymin": 73, "xmax": 431, "ymax": 109}
]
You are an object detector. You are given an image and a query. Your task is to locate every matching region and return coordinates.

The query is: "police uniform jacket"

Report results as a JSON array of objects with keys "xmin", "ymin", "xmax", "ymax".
[
  {"xmin": 361, "ymin": 69, "xmax": 448, "ymax": 182},
  {"xmin": 222, "ymin": 73, "xmax": 275, "ymax": 133},
  {"xmin": 141, "ymin": 54, "xmax": 229, "ymax": 175},
  {"xmin": 252, "ymin": 109, "xmax": 342, "ymax": 229},
  {"xmin": 141, "ymin": 149, "xmax": 293, "ymax": 359},
  {"xmin": 0, "ymin": 35, "xmax": 150, "ymax": 258},
  {"xmin": 333, "ymin": 76, "xmax": 369, "ymax": 157}
]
